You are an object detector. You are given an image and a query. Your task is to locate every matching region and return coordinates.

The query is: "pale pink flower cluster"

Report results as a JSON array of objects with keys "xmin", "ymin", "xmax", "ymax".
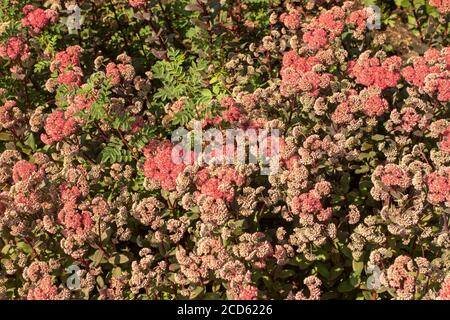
[
  {"xmin": 129, "ymin": 0, "xmax": 146, "ymax": 9},
  {"xmin": 371, "ymin": 164, "xmax": 412, "ymax": 201},
  {"xmin": 65, "ymin": 94, "xmax": 96, "ymax": 119},
  {"xmin": 293, "ymin": 276, "xmax": 322, "ymax": 300},
  {"xmin": 379, "ymin": 164, "xmax": 411, "ymax": 189},
  {"xmin": 27, "ymin": 275, "xmax": 58, "ymax": 300},
  {"xmin": 381, "ymin": 256, "xmax": 416, "ymax": 300},
  {"xmin": 0, "ymin": 100, "xmax": 19, "ymax": 129}
]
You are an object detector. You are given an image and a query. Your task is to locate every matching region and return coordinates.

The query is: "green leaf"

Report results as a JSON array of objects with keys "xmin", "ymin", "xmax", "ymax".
[
  {"xmin": 337, "ymin": 279, "xmax": 354, "ymax": 293},
  {"xmin": 25, "ymin": 133, "xmax": 37, "ymax": 151},
  {"xmin": 316, "ymin": 263, "xmax": 330, "ymax": 279},
  {"xmin": 16, "ymin": 241, "xmax": 32, "ymax": 254},
  {"xmin": 90, "ymin": 249, "xmax": 104, "ymax": 266},
  {"xmin": 352, "ymin": 260, "xmax": 364, "ymax": 276},
  {"xmin": 277, "ymin": 269, "xmax": 295, "ymax": 279},
  {"xmin": 190, "ymin": 286, "xmax": 204, "ymax": 299},
  {"xmin": 108, "ymin": 254, "xmax": 130, "ymax": 265},
  {"xmin": 0, "ymin": 132, "xmax": 11, "ymax": 141},
  {"xmin": 372, "ymin": 134, "xmax": 385, "ymax": 141}
]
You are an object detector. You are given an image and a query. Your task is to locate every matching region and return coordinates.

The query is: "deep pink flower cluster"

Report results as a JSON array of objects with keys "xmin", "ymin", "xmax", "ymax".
[
  {"xmin": 0, "ymin": 37, "xmax": 30, "ymax": 61},
  {"xmin": 143, "ymin": 141, "xmax": 187, "ymax": 191},
  {"xmin": 429, "ymin": 0, "xmax": 450, "ymax": 14},
  {"xmin": 220, "ymin": 97, "xmax": 242, "ymax": 124},
  {"xmin": 425, "ymin": 169, "xmax": 450, "ymax": 205},
  {"xmin": 195, "ymin": 167, "xmax": 245, "ymax": 201},
  {"xmin": 41, "ymin": 110, "xmax": 77, "ymax": 145},
  {"xmin": 280, "ymin": 51, "xmax": 332, "ymax": 96},
  {"xmin": 205, "ymin": 97, "xmax": 243, "ymax": 126},
  {"xmin": 21, "ymin": 4, "xmax": 58, "ymax": 33},
  {"xmin": 280, "ymin": 12, "xmax": 301, "ymax": 30},
  {"xmin": 50, "ymin": 46, "xmax": 84, "ymax": 87},
  {"xmin": 348, "ymin": 54, "xmax": 402, "ymax": 89}
]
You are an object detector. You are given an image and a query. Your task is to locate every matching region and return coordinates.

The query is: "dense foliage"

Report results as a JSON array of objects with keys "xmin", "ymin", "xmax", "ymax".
[{"xmin": 0, "ymin": 0, "xmax": 449, "ymax": 300}]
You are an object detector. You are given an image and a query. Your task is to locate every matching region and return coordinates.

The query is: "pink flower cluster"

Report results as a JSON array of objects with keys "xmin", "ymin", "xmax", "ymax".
[
  {"xmin": 439, "ymin": 126, "xmax": 450, "ymax": 153},
  {"xmin": 0, "ymin": 100, "xmax": 18, "ymax": 128},
  {"xmin": 21, "ymin": 4, "xmax": 58, "ymax": 34},
  {"xmin": 291, "ymin": 182, "xmax": 332, "ymax": 224},
  {"xmin": 41, "ymin": 110, "xmax": 77, "ymax": 145},
  {"xmin": 346, "ymin": 9, "xmax": 368, "ymax": 31},
  {"xmin": 236, "ymin": 284, "xmax": 258, "ymax": 300},
  {"xmin": 363, "ymin": 94, "xmax": 389, "ymax": 117},
  {"xmin": 280, "ymin": 51, "xmax": 332, "ymax": 97},
  {"xmin": 204, "ymin": 97, "xmax": 242, "ymax": 126},
  {"xmin": 27, "ymin": 275, "xmax": 58, "ymax": 300},
  {"xmin": 57, "ymin": 185, "xmax": 93, "ymax": 237},
  {"xmin": 65, "ymin": 94, "xmax": 96, "ymax": 119},
  {"xmin": 402, "ymin": 47, "xmax": 450, "ymax": 102},
  {"xmin": 50, "ymin": 46, "xmax": 84, "ymax": 87},
  {"xmin": 302, "ymin": 7, "xmax": 344, "ymax": 50},
  {"xmin": 12, "ymin": 160, "xmax": 37, "ymax": 184},
  {"xmin": 143, "ymin": 141, "xmax": 187, "ymax": 191},
  {"xmin": 348, "ymin": 53, "xmax": 402, "ymax": 89},
  {"xmin": 105, "ymin": 62, "xmax": 135, "ymax": 86},
  {"xmin": 378, "ymin": 164, "xmax": 411, "ymax": 189},
  {"xmin": 429, "ymin": 0, "xmax": 450, "ymax": 14},
  {"xmin": 425, "ymin": 168, "xmax": 450, "ymax": 205},
  {"xmin": 195, "ymin": 167, "xmax": 245, "ymax": 201},
  {"xmin": 440, "ymin": 277, "xmax": 450, "ymax": 300},
  {"xmin": 0, "ymin": 37, "xmax": 30, "ymax": 61},
  {"xmin": 280, "ymin": 13, "xmax": 301, "ymax": 30},
  {"xmin": 398, "ymin": 107, "xmax": 422, "ymax": 133}
]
